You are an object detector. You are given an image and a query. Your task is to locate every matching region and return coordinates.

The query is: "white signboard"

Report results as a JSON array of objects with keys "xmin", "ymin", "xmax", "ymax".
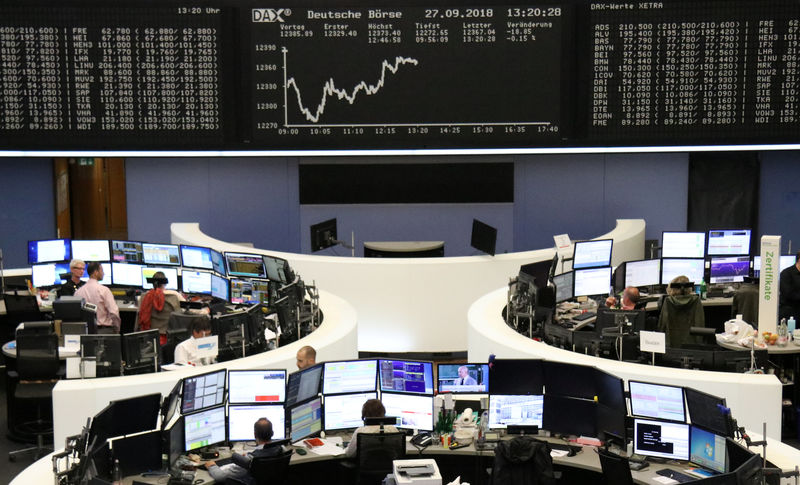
[{"xmin": 640, "ymin": 331, "xmax": 666, "ymax": 354}]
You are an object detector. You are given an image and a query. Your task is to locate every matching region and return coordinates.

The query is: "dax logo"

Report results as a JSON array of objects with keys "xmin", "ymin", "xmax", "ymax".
[{"xmin": 252, "ymin": 8, "xmax": 286, "ymax": 22}]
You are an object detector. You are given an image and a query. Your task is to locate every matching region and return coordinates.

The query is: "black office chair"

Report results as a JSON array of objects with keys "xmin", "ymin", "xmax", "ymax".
[
  {"xmin": 3, "ymin": 293, "xmax": 45, "ymax": 339},
  {"xmin": 657, "ymin": 293, "xmax": 705, "ymax": 348},
  {"xmin": 490, "ymin": 436, "xmax": 556, "ymax": 485},
  {"xmin": 8, "ymin": 332, "xmax": 60, "ymax": 462},
  {"xmin": 596, "ymin": 448, "xmax": 635, "ymax": 485},
  {"xmin": 247, "ymin": 449, "xmax": 293, "ymax": 485},
  {"xmin": 353, "ymin": 431, "xmax": 406, "ymax": 485}
]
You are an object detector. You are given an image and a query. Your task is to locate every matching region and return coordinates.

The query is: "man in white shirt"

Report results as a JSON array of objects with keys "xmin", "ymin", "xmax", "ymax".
[
  {"xmin": 454, "ymin": 365, "xmax": 477, "ymax": 386},
  {"xmin": 74, "ymin": 261, "xmax": 120, "ymax": 333},
  {"xmin": 174, "ymin": 317, "xmax": 214, "ymax": 366}
]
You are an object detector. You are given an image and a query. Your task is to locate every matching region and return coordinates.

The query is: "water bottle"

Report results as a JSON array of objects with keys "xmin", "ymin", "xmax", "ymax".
[
  {"xmin": 700, "ymin": 279, "xmax": 707, "ymax": 300},
  {"xmin": 788, "ymin": 316, "xmax": 796, "ymax": 334},
  {"xmin": 112, "ymin": 458, "xmax": 122, "ymax": 485}
]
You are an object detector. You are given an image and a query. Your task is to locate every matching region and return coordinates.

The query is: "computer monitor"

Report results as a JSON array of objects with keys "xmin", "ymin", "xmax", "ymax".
[
  {"xmin": 471, "ymin": 219, "xmax": 497, "ymax": 256},
  {"xmin": 181, "ymin": 270, "xmax": 212, "ymax": 295},
  {"xmin": 709, "ymin": 256, "xmax": 750, "ymax": 284},
  {"xmin": 310, "ymin": 218, "xmax": 338, "ymax": 252},
  {"xmin": 378, "ymin": 359, "xmax": 434, "ymax": 395},
  {"xmin": 211, "ymin": 311, "xmax": 248, "ymax": 360},
  {"xmin": 661, "ymin": 258, "xmax": 705, "ymax": 285},
  {"xmin": 180, "ymin": 245, "xmax": 215, "ymax": 271},
  {"xmin": 228, "ymin": 370, "xmax": 286, "ymax": 404},
  {"xmin": 595, "ymin": 368, "xmax": 626, "ymax": 411},
  {"xmin": 489, "ymin": 359, "xmax": 544, "ymax": 395},
  {"xmin": 228, "ymin": 404, "xmax": 286, "ymax": 442},
  {"xmin": 286, "ymin": 364, "xmax": 323, "ymax": 407},
  {"xmin": 573, "ymin": 266, "xmax": 611, "ymax": 297},
  {"xmin": 707, "ymin": 229, "xmax": 751, "ymax": 257},
  {"xmin": 543, "ymin": 395, "xmax": 596, "ymax": 437},
  {"xmin": 111, "ymin": 263, "xmax": 144, "ymax": 287},
  {"xmin": 436, "ymin": 363, "xmax": 489, "ymax": 393},
  {"xmin": 225, "ymin": 252, "xmax": 267, "ymax": 278},
  {"xmin": 80, "ymin": 262, "xmax": 112, "ymax": 285},
  {"xmin": 633, "ymin": 418, "xmax": 690, "ymax": 461},
  {"xmin": 184, "ymin": 405, "xmax": 226, "ymax": 451},
  {"xmin": 595, "ymin": 308, "xmax": 646, "ymax": 336},
  {"xmin": 625, "ymin": 259, "xmax": 661, "ymax": 288},
  {"xmin": 264, "ymin": 255, "xmax": 294, "ymax": 284},
  {"xmin": 230, "ymin": 278, "xmax": 270, "ymax": 305},
  {"xmin": 542, "ymin": 361, "xmax": 598, "ymax": 400},
  {"xmin": 211, "ymin": 274, "xmax": 229, "ymax": 301},
  {"xmin": 110, "ymin": 240, "xmax": 144, "ymax": 263},
  {"xmin": 31, "ymin": 262, "xmax": 71, "ymax": 288},
  {"xmin": 323, "ymin": 392, "xmax": 378, "ymax": 431},
  {"xmin": 519, "ymin": 260, "xmax": 553, "ymax": 290},
  {"xmin": 121, "ymin": 329, "xmax": 159, "ymax": 374},
  {"xmin": 90, "ymin": 393, "xmax": 162, "ymax": 445},
  {"xmin": 690, "ymin": 425, "xmax": 728, "ymax": 473},
  {"xmin": 167, "ymin": 416, "xmax": 185, "ymax": 466},
  {"xmin": 111, "ymin": 430, "xmax": 162, "ymax": 477},
  {"xmin": 629, "ymin": 380, "xmax": 686, "ymax": 422},
  {"xmin": 141, "ymin": 266, "xmax": 178, "ymax": 291},
  {"xmin": 54, "ymin": 297, "xmax": 84, "ymax": 321},
  {"xmin": 28, "ymin": 238, "xmax": 71, "ymax": 264},
  {"xmin": 752, "ymin": 255, "xmax": 796, "ymax": 278},
  {"xmin": 553, "ymin": 271, "xmax": 574, "ymax": 303},
  {"xmin": 162, "ymin": 380, "xmax": 182, "ymax": 429},
  {"xmin": 181, "ymin": 369, "xmax": 227, "ymax": 414},
  {"xmin": 80, "ymin": 334, "xmax": 122, "ymax": 377},
  {"xmin": 662, "ymin": 231, "xmax": 706, "ymax": 259},
  {"xmin": 381, "ymin": 392, "xmax": 434, "ymax": 431},
  {"xmin": 659, "ymin": 347, "xmax": 716, "ymax": 371},
  {"xmin": 142, "ymin": 243, "xmax": 181, "ymax": 266},
  {"xmin": 71, "ymin": 240, "xmax": 111, "ymax": 262},
  {"xmin": 597, "ymin": 402, "xmax": 627, "ymax": 444},
  {"xmin": 289, "ymin": 396, "xmax": 323, "ymax": 441},
  {"xmin": 573, "ymin": 239, "xmax": 613, "ymax": 269},
  {"xmin": 488, "ymin": 394, "xmax": 544, "ymax": 429},
  {"xmin": 210, "ymin": 249, "xmax": 226, "ymax": 275},
  {"xmin": 323, "ymin": 360, "xmax": 378, "ymax": 395}
]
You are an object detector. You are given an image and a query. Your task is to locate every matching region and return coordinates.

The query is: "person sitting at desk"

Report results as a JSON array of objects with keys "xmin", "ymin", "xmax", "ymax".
[
  {"xmin": 174, "ymin": 317, "xmax": 214, "ymax": 366},
  {"xmin": 658, "ymin": 275, "xmax": 705, "ymax": 347},
  {"xmin": 59, "ymin": 259, "xmax": 86, "ymax": 297},
  {"xmin": 605, "ymin": 286, "xmax": 640, "ymax": 311},
  {"xmin": 454, "ymin": 365, "xmax": 477, "ymax": 386},
  {"xmin": 204, "ymin": 417, "xmax": 284, "ymax": 485},
  {"xmin": 296, "ymin": 345, "xmax": 317, "ymax": 370},
  {"xmin": 74, "ymin": 261, "xmax": 120, "ymax": 334},
  {"xmin": 137, "ymin": 271, "xmax": 184, "ymax": 345},
  {"xmin": 345, "ymin": 399, "xmax": 399, "ymax": 458},
  {"xmin": 780, "ymin": 251, "xmax": 800, "ymax": 319}
]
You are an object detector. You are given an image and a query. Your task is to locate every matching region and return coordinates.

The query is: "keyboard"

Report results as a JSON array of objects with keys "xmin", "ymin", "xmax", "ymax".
[
  {"xmin": 214, "ymin": 457, "xmax": 233, "ymax": 467},
  {"xmin": 572, "ymin": 312, "xmax": 596, "ymax": 322},
  {"xmin": 656, "ymin": 468, "xmax": 696, "ymax": 483}
]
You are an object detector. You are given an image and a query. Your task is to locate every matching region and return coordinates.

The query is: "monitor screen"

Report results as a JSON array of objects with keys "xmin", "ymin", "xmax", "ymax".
[
  {"xmin": 289, "ymin": 397, "xmax": 323, "ymax": 441},
  {"xmin": 141, "ymin": 266, "xmax": 179, "ymax": 291},
  {"xmin": 109, "ymin": 393, "xmax": 162, "ymax": 439},
  {"xmin": 437, "ymin": 363, "xmax": 489, "ymax": 393},
  {"xmin": 210, "ymin": 249, "xmax": 226, "ymax": 275},
  {"xmin": 573, "ymin": 267, "xmax": 611, "ymax": 297},
  {"xmin": 211, "ymin": 274, "xmax": 229, "ymax": 301},
  {"xmin": 230, "ymin": 278, "xmax": 270, "ymax": 305},
  {"xmin": 553, "ymin": 271, "xmax": 574, "ymax": 303},
  {"xmin": 753, "ymin": 255, "xmax": 796, "ymax": 278},
  {"xmin": 111, "ymin": 240, "xmax": 144, "ymax": 264},
  {"xmin": 573, "ymin": 239, "xmax": 613, "ymax": 269},
  {"xmin": 625, "ymin": 259, "xmax": 661, "ymax": 288},
  {"xmin": 489, "ymin": 359, "xmax": 544, "ymax": 395},
  {"xmin": 142, "ymin": 243, "xmax": 181, "ymax": 266},
  {"xmin": 180, "ymin": 245, "xmax": 215, "ymax": 271},
  {"xmin": 690, "ymin": 425, "xmax": 728, "ymax": 473},
  {"xmin": 323, "ymin": 392, "xmax": 377, "ymax": 431},
  {"xmin": 488, "ymin": 394, "xmax": 544, "ymax": 429},
  {"xmin": 543, "ymin": 395, "xmax": 596, "ymax": 437},
  {"xmin": 227, "ymin": 404, "xmax": 286, "ymax": 442},
  {"xmin": 225, "ymin": 252, "xmax": 267, "ymax": 278},
  {"xmin": 662, "ymin": 232, "xmax": 706, "ymax": 259},
  {"xmin": 182, "ymin": 270, "xmax": 212, "ymax": 295},
  {"xmin": 685, "ymin": 388, "xmax": 731, "ymax": 438},
  {"xmin": 634, "ymin": 418, "xmax": 690, "ymax": 461},
  {"xmin": 28, "ymin": 238, "xmax": 71, "ymax": 264},
  {"xmin": 184, "ymin": 406, "xmax": 226, "ymax": 451},
  {"xmin": 709, "ymin": 256, "xmax": 750, "ymax": 284},
  {"xmin": 707, "ymin": 230, "xmax": 751, "ymax": 256},
  {"xmin": 471, "ymin": 219, "xmax": 497, "ymax": 256},
  {"xmin": 381, "ymin": 393, "xmax": 434, "ymax": 431},
  {"xmin": 31, "ymin": 262, "xmax": 71, "ymax": 288},
  {"xmin": 181, "ymin": 369, "xmax": 227, "ymax": 414},
  {"xmin": 378, "ymin": 359, "xmax": 434, "ymax": 395},
  {"xmin": 228, "ymin": 370, "xmax": 286, "ymax": 404},
  {"xmin": 79, "ymin": 262, "xmax": 112, "ymax": 285},
  {"xmin": 323, "ymin": 360, "xmax": 377, "ymax": 395},
  {"xmin": 542, "ymin": 361, "xmax": 598, "ymax": 400},
  {"xmin": 80, "ymin": 334, "xmax": 122, "ymax": 377},
  {"xmin": 111, "ymin": 263, "xmax": 143, "ymax": 287},
  {"xmin": 111, "ymin": 430, "xmax": 162, "ymax": 477},
  {"xmin": 71, "ymin": 240, "xmax": 111, "ymax": 262},
  {"xmin": 264, "ymin": 255, "xmax": 292, "ymax": 284},
  {"xmin": 286, "ymin": 364, "xmax": 323, "ymax": 407},
  {"xmin": 661, "ymin": 258, "xmax": 705, "ymax": 286},
  {"xmin": 519, "ymin": 260, "xmax": 552, "ymax": 290},
  {"xmin": 629, "ymin": 380, "xmax": 686, "ymax": 422},
  {"xmin": 121, "ymin": 329, "xmax": 159, "ymax": 370}
]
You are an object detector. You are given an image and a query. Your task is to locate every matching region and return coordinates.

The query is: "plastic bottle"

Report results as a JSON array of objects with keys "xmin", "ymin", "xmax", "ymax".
[
  {"xmin": 112, "ymin": 458, "xmax": 122, "ymax": 485},
  {"xmin": 700, "ymin": 279, "xmax": 707, "ymax": 300},
  {"xmin": 788, "ymin": 316, "xmax": 796, "ymax": 335}
]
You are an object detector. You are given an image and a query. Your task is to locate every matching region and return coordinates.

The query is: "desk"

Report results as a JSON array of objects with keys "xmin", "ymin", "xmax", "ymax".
[{"xmin": 2, "ymin": 340, "xmax": 80, "ymax": 359}]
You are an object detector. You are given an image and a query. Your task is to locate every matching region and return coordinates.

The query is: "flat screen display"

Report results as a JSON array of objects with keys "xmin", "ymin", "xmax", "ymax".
[
  {"xmin": 227, "ymin": 404, "xmax": 286, "ymax": 442},
  {"xmin": 228, "ymin": 370, "xmax": 286, "ymax": 404},
  {"xmin": 437, "ymin": 363, "xmax": 489, "ymax": 393},
  {"xmin": 182, "ymin": 270, "xmax": 212, "ymax": 295},
  {"xmin": 685, "ymin": 387, "xmax": 730, "ymax": 438},
  {"xmin": 142, "ymin": 243, "xmax": 181, "ymax": 266},
  {"xmin": 111, "ymin": 240, "xmax": 144, "ymax": 264},
  {"xmin": 709, "ymin": 257, "xmax": 750, "ymax": 284},
  {"xmin": 28, "ymin": 239, "xmax": 71, "ymax": 264},
  {"xmin": 707, "ymin": 230, "xmax": 751, "ymax": 256},
  {"xmin": 211, "ymin": 274, "xmax": 229, "ymax": 301},
  {"xmin": 180, "ymin": 245, "xmax": 215, "ymax": 271},
  {"xmin": 80, "ymin": 262, "xmax": 112, "ymax": 285},
  {"xmin": 662, "ymin": 232, "xmax": 706, "ymax": 259},
  {"xmin": 230, "ymin": 278, "xmax": 270, "ymax": 305},
  {"xmin": 181, "ymin": 369, "xmax": 227, "ymax": 414},
  {"xmin": 488, "ymin": 394, "xmax": 544, "ymax": 429},
  {"xmin": 753, "ymin": 255, "xmax": 796, "ymax": 278},
  {"xmin": 573, "ymin": 239, "xmax": 613, "ymax": 269},
  {"xmin": 553, "ymin": 271, "xmax": 574, "ymax": 303},
  {"xmin": 573, "ymin": 267, "xmax": 611, "ymax": 297},
  {"xmin": 31, "ymin": 262, "xmax": 71, "ymax": 288},
  {"xmin": 690, "ymin": 425, "xmax": 727, "ymax": 473},
  {"xmin": 111, "ymin": 263, "xmax": 144, "ymax": 287},
  {"xmin": 225, "ymin": 252, "xmax": 267, "ymax": 278},
  {"xmin": 629, "ymin": 380, "xmax": 686, "ymax": 422},
  {"xmin": 323, "ymin": 360, "xmax": 377, "ymax": 395},
  {"xmin": 489, "ymin": 359, "xmax": 544, "ymax": 395},
  {"xmin": 625, "ymin": 259, "xmax": 661, "ymax": 288},
  {"xmin": 634, "ymin": 418, "xmax": 690, "ymax": 461},
  {"xmin": 289, "ymin": 397, "xmax": 323, "ymax": 441},
  {"xmin": 71, "ymin": 240, "xmax": 111, "ymax": 262},
  {"xmin": 211, "ymin": 249, "xmax": 226, "ymax": 275},
  {"xmin": 661, "ymin": 258, "xmax": 705, "ymax": 286},
  {"xmin": 184, "ymin": 406, "xmax": 226, "ymax": 451},
  {"xmin": 141, "ymin": 266, "xmax": 179, "ymax": 291},
  {"xmin": 323, "ymin": 392, "xmax": 377, "ymax": 431},
  {"xmin": 381, "ymin": 393, "xmax": 434, "ymax": 431},
  {"xmin": 378, "ymin": 359, "xmax": 434, "ymax": 395},
  {"xmin": 286, "ymin": 364, "xmax": 323, "ymax": 407},
  {"xmin": 264, "ymin": 255, "xmax": 292, "ymax": 284}
]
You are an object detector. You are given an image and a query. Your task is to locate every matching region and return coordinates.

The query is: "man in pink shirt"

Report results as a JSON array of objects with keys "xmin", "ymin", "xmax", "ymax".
[{"xmin": 75, "ymin": 261, "xmax": 120, "ymax": 333}]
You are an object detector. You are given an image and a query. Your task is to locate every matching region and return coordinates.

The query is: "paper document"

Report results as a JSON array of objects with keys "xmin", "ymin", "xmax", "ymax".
[{"xmin": 306, "ymin": 437, "xmax": 345, "ymax": 456}]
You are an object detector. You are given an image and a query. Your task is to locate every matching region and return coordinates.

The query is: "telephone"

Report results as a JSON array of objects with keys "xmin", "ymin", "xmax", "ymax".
[{"xmin": 410, "ymin": 432, "xmax": 433, "ymax": 447}]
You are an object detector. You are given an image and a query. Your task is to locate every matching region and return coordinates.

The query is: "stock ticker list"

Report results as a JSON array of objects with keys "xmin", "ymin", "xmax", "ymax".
[
  {"xmin": 0, "ymin": 6, "xmax": 225, "ymax": 147},
  {"xmin": 248, "ymin": 5, "xmax": 565, "ymax": 148},
  {"xmin": 588, "ymin": 1, "xmax": 800, "ymax": 143}
]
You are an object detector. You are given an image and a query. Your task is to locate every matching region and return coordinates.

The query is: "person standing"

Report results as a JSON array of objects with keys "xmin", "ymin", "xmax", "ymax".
[
  {"xmin": 779, "ymin": 252, "xmax": 800, "ymax": 320},
  {"xmin": 74, "ymin": 262, "xmax": 120, "ymax": 333},
  {"xmin": 59, "ymin": 259, "xmax": 86, "ymax": 297},
  {"xmin": 296, "ymin": 345, "xmax": 317, "ymax": 370}
]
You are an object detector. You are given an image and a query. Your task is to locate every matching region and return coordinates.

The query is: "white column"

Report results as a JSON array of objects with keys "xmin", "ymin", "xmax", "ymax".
[{"xmin": 758, "ymin": 235, "xmax": 781, "ymax": 333}]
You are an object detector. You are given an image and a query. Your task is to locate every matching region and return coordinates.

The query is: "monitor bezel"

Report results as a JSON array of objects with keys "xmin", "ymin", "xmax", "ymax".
[
  {"xmin": 322, "ymin": 359, "xmax": 378, "ymax": 396},
  {"xmin": 227, "ymin": 369, "xmax": 287, "ymax": 405},
  {"xmin": 572, "ymin": 266, "xmax": 612, "ymax": 298},
  {"xmin": 141, "ymin": 242, "xmax": 182, "ymax": 266},
  {"xmin": 183, "ymin": 405, "xmax": 227, "ymax": 452},
  {"xmin": 379, "ymin": 391, "xmax": 435, "ymax": 431},
  {"xmin": 322, "ymin": 391, "xmax": 379, "ymax": 432},
  {"xmin": 288, "ymin": 395, "xmax": 324, "ymax": 442},
  {"xmin": 224, "ymin": 251, "xmax": 268, "ymax": 278},
  {"xmin": 661, "ymin": 231, "xmax": 707, "ymax": 259},
  {"xmin": 377, "ymin": 358, "xmax": 434, "ymax": 396},
  {"xmin": 28, "ymin": 238, "xmax": 71, "ymax": 264},
  {"xmin": 623, "ymin": 258, "xmax": 662, "ymax": 288},
  {"xmin": 179, "ymin": 244, "xmax": 216, "ymax": 271},
  {"xmin": 110, "ymin": 240, "xmax": 145, "ymax": 264},
  {"xmin": 706, "ymin": 229, "xmax": 752, "ymax": 257},
  {"xmin": 633, "ymin": 417, "xmax": 691, "ymax": 461},
  {"xmin": 435, "ymin": 362, "xmax": 490, "ymax": 395},
  {"xmin": 70, "ymin": 239, "xmax": 112, "ymax": 263},
  {"xmin": 180, "ymin": 368, "xmax": 228, "ymax": 415},
  {"xmin": 487, "ymin": 393, "xmax": 545, "ymax": 430},
  {"xmin": 226, "ymin": 403, "xmax": 287, "ymax": 442},
  {"xmin": 628, "ymin": 379, "xmax": 687, "ymax": 422},
  {"xmin": 572, "ymin": 239, "xmax": 614, "ymax": 270}
]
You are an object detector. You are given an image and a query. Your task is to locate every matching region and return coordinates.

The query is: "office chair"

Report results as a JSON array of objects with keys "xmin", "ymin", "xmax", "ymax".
[
  {"xmin": 8, "ymin": 332, "xmax": 60, "ymax": 462},
  {"xmin": 247, "ymin": 449, "xmax": 293, "ymax": 485},
  {"xmin": 596, "ymin": 448, "xmax": 635, "ymax": 485},
  {"xmin": 3, "ymin": 292, "xmax": 44, "ymax": 338},
  {"xmin": 657, "ymin": 293, "xmax": 705, "ymax": 348},
  {"xmin": 490, "ymin": 436, "xmax": 556, "ymax": 485},
  {"xmin": 352, "ymin": 431, "xmax": 406, "ymax": 485}
]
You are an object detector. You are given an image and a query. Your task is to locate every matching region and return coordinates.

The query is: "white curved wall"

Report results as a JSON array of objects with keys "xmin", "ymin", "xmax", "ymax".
[
  {"xmin": 51, "ymin": 290, "xmax": 357, "ymax": 445},
  {"xmin": 172, "ymin": 219, "xmax": 645, "ymax": 352},
  {"xmin": 467, "ymin": 287, "xmax": 784, "ymax": 440}
]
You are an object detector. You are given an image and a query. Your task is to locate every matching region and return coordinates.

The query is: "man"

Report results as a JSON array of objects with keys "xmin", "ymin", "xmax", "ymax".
[
  {"xmin": 205, "ymin": 418, "xmax": 285, "ymax": 485},
  {"xmin": 454, "ymin": 365, "xmax": 477, "ymax": 386},
  {"xmin": 74, "ymin": 261, "xmax": 120, "ymax": 333},
  {"xmin": 174, "ymin": 317, "xmax": 214, "ymax": 366},
  {"xmin": 605, "ymin": 286, "xmax": 640, "ymax": 310},
  {"xmin": 59, "ymin": 259, "xmax": 86, "ymax": 297},
  {"xmin": 296, "ymin": 345, "xmax": 316, "ymax": 370},
  {"xmin": 779, "ymin": 251, "xmax": 800, "ymax": 319}
]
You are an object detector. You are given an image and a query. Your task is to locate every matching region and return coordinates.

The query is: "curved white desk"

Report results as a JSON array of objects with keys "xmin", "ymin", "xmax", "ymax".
[
  {"xmin": 171, "ymin": 219, "xmax": 645, "ymax": 353},
  {"xmin": 467, "ymin": 287, "xmax": 785, "ymax": 441},
  {"xmin": 51, "ymin": 290, "xmax": 358, "ymax": 445}
]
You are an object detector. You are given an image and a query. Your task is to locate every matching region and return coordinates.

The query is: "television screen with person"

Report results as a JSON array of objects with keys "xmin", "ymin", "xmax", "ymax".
[
  {"xmin": 572, "ymin": 239, "xmax": 613, "ymax": 269},
  {"xmin": 437, "ymin": 363, "xmax": 489, "ymax": 393}
]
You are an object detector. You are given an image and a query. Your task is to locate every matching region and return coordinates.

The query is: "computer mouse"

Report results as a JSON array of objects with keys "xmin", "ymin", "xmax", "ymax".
[{"xmin": 295, "ymin": 448, "xmax": 307, "ymax": 455}]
